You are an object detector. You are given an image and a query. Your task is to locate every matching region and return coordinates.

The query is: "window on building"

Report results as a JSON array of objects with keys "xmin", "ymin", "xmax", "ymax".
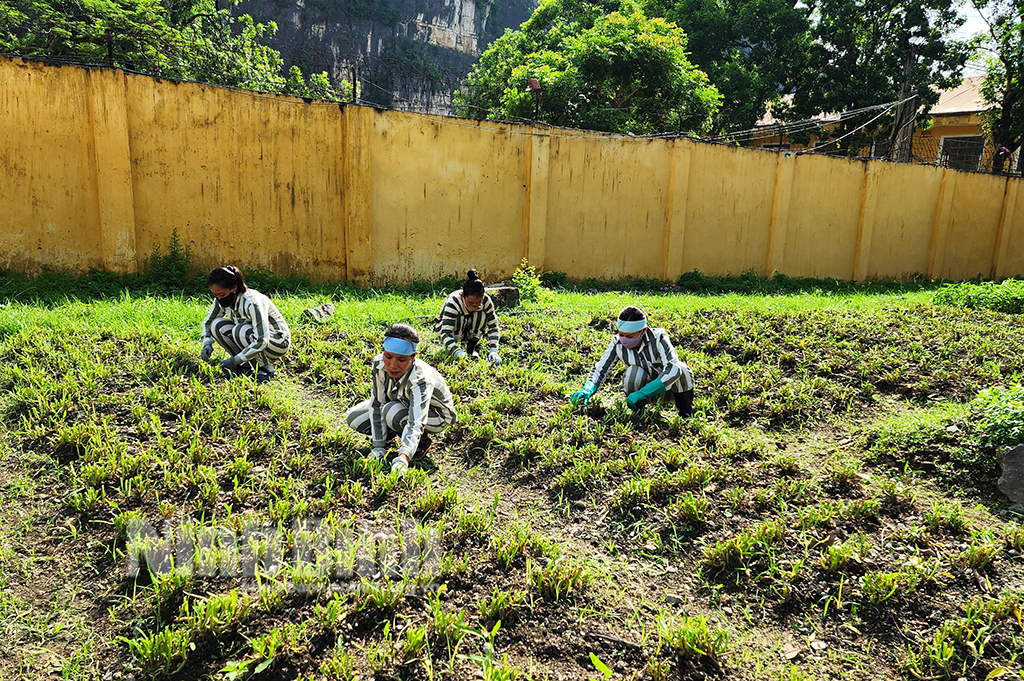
[{"xmin": 939, "ymin": 135, "xmax": 986, "ymax": 172}]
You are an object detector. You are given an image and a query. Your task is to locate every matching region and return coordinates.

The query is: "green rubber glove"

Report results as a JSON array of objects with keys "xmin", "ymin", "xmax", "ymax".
[
  {"xmin": 626, "ymin": 378, "xmax": 667, "ymax": 411},
  {"xmin": 569, "ymin": 381, "xmax": 597, "ymax": 406}
]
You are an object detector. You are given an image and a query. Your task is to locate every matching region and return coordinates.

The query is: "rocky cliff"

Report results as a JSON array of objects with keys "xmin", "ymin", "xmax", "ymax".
[{"xmin": 235, "ymin": 0, "xmax": 537, "ymax": 113}]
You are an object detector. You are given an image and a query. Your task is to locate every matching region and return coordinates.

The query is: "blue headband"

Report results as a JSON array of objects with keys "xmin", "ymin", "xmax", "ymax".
[
  {"xmin": 616, "ymin": 318, "xmax": 647, "ymax": 333},
  {"xmin": 382, "ymin": 336, "xmax": 418, "ymax": 356}
]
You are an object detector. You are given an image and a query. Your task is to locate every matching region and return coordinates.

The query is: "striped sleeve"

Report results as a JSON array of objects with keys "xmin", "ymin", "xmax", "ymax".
[
  {"xmin": 482, "ymin": 296, "xmax": 500, "ymax": 351},
  {"xmin": 587, "ymin": 339, "xmax": 621, "ymax": 390},
  {"xmin": 369, "ymin": 358, "xmax": 387, "ymax": 448},
  {"xmin": 651, "ymin": 329, "xmax": 685, "ymax": 388},
  {"xmin": 200, "ymin": 300, "xmax": 223, "ymax": 346},
  {"xmin": 235, "ymin": 293, "xmax": 274, "ymax": 362},
  {"xmin": 437, "ymin": 293, "xmax": 463, "ymax": 353},
  {"xmin": 398, "ymin": 368, "xmax": 431, "ymax": 457}
]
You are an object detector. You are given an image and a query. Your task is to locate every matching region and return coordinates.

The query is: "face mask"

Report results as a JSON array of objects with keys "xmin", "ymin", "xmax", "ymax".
[
  {"xmin": 618, "ymin": 332, "xmax": 644, "ymax": 349},
  {"xmin": 215, "ymin": 291, "xmax": 237, "ymax": 308}
]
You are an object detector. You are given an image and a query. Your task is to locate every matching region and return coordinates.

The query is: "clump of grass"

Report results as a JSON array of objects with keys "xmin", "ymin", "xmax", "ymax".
[
  {"xmin": 861, "ymin": 568, "xmax": 926, "ymax": 605},
  {"xmin": 924, "ymin": 500, "xmax": 968, "ymax": 535},
  {"xmin": 492, "ymin": 522, "xmax": 557, "ymax": 569},
  {"xmin": 611, "ymin": 477, "xmax": 651, "ymax": 518},
  {"xmin": 665, "ymin": 493, "xmax": 710, "ymax": 527},
  {"xmin": 656, "ymin": 613, "xmax": 729, "ymax": 661},
  {"xmin": 905, "ymin": 591, "xmax": 1024, "ymax": 679},
  {"xmin": 478, "ymin": 586, "xmax": 527, "ymax": 622},
  {"xmin": 819, "ymin": 533, "xmax": 870, "ymax": 572},
  {"xmin": 1003, "ymin": 523, "xmax": 1024, "ymax": 550},
  {"xmin": 702, "ymin": 519, "xmax": 785, "ymax": 572},
  {"xmin": 933, "ymin": 278, "xmax": 1024, "ymax": 314},
  {"xmin": 528, "ymin": 558, "xmax": 591, "ymax": 601},
  {"xmin": 865, "ymin": 404, "xmax": 994, "ymax": 488},
  {"xmin": 123, "ymin": 626, "xmax": 193, "ymax": 675}
]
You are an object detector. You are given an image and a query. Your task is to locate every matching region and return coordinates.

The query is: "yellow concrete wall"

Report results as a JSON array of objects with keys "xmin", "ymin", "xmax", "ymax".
[
  {"xmin": 125, "ymin": 74, "xmax": 348, "ymax": 279},
  {"xmin": 996, "ymin": 180, "xmax": 1024, "ymax": 278},
  {"xmin": 782, "ymin": 155, "xmax": 864, "ymax": 278},
  {"xmin": 938, "ymin": 170, "xmax": 1007, "ymax": 280},
  {"xmin": 678, "ymin": 142, "xmax": 777, "ymax": 277},
  {"xmin": 4, "ymin": 57, "xmax": 1024, "ymax": 285},
  {"xmin": 544, "ymin": 136, "xmax": 671, "ymax": 280},
  {"xmin": 365, "ymin": 110, "xmax": 530, "ymax": 283},
  {"xmin": 865, "ymin": 162, "xmax": 943, "ymax": 279},
  {"xmin": 0, "ymin": 60, "xmax": 106, "ymax": 272}
]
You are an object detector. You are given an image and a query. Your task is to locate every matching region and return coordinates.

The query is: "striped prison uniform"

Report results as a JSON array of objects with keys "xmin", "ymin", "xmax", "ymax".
[
  {"xmin": 435, "ymin": 291, "xmax": 500, "ymax": 354},
  {"xmin": 345, "ymin": 356, "xmax": 457, "ymax": 458},
  {"xmin": 588, "ymin": 327, "xmax": 694, "ymax": 398},
  {"xmin": 201, "ymin": 289, "xmax": 291, "ymax": 367}
]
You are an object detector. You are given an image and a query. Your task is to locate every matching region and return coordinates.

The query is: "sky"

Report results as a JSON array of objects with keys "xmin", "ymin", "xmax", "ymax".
[{"xmin": 957, "ymin": 4, "xmax": 991, "ymax": 77}]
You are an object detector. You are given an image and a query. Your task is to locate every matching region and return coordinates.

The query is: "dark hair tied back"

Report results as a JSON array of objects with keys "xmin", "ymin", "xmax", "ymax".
[
  {"xmin": 619, "ymin": 306, "xmax": 646, "ymax": 322},
  {"xmin": 384, "ymin": 323, "xmax": 420, "ymax": 344},
  {"xmin": 463, "ymin": 268, "xmax": 485, "ymax": 297},
  {"xmin": 207, "ymin": 265, "xmax": 247, "ymax": 293}
]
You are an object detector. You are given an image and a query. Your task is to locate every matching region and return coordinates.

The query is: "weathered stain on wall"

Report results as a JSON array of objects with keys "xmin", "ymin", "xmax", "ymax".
[{"xmin": 2, "ymin": 57, "xmax": 1023, "ymax": 284}]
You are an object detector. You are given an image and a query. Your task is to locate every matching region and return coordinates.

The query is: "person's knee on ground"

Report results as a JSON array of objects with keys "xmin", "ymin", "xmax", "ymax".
[
  {"xmin": 211, "ymin": 319, "xmax": 244, "ymax": 356},
  {"xmin": 345, "ymin": 401, "xmax": 374, "ymax": 436},
  {"xmin": 622, "ymin": 365, "xmax": 652, "ymax": 397},
  {"xmin": 381, "ymin": 401, "xmax": 409, "ymax": 433}
]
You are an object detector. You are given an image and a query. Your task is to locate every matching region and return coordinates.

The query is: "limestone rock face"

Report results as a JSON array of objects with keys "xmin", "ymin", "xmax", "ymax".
[
  {"xmin": 998, "ymin": 445, "xmax": 1024, "ymax": 505},
  {"xmin": 234, "ymin": 0, "xmax": 537, "ymax": 113}
]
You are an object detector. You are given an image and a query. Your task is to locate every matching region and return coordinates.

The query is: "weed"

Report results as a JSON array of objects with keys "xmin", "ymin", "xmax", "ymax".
[
  {"xmin": 657, "ymin": 613, "xmax": 729, "ymax": 661},
  {"xmin": 528, "ymin": 558, "xmax": 592, "ymax": 601},
  {"xmin": 122, "ymin": 626, "xmax": 192, "ymax": 675},
  {"xmin": 478, "ymin": 586, "xmax": 527, "ymax": 623},
  {"xmin": 513, "ymin": 259, "xmax": 542, "ymax": 302},
  {"xmin": 925, "ymin": 500, "xmax": 968, "ymax": 535}
]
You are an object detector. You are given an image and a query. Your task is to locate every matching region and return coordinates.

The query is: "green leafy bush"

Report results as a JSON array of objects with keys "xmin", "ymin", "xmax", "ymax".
[
  {"xmin": 513, "ymin": 258, "xmax": 541, "ymax": 302},
  {"xmin": 865, "ymin": 404, "xmax": 996, "ymax": 489},
  {"xmin": 147, "ymin": 230, "xmax": 195, "ymax": 291},
  {"xmin": 971, "ymin": 384, "xmax": 1024, "ymax": 447},
  {"xmin": 540, "ymin": 270, "xmax": 569, "ymax": 289},
  {"xmin": 932, "ymin": 279, "xmax": 1024, "ymax": 313}
]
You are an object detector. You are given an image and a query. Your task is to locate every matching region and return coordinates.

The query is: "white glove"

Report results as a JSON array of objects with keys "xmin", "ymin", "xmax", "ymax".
[
  {"xmin": 370, "ymin": 447, "xmax": 387, "ymax": 461},
  {"xmin": 200, "ymin": 343, "xmax": 213, "ymax": 361},
  {"xmin": 487, "ymin": 351, "xmax": 502, "ymax": 366},
  {"xmin": 391, "ymin": 454, "xmax": 409, "ymax": 478},
  {"xmin": 454, "ymin": 350, "xmax": 467, "ymax": 359}
]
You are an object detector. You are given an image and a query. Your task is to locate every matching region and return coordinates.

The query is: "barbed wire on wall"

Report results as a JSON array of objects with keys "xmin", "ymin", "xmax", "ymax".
[{"xmin": 2, "ymin": 51, "xmax": 1016, "ymax": 177}]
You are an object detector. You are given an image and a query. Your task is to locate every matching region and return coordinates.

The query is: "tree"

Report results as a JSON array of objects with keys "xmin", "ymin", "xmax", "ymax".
[
  {"xmin": 788, "ymin": 0, "xmax": 968, "ymax": 154},
  {"xmin": 283, "ymin": 64, "xmax": 345, "ymax": 101},
  {"xmin": 640, "ymin": 0, "xmax": 812, "ymax": 132},
  {"xmin": 0, "ymin": 0, "xmax": 288, "ymax": 92},
  {"xmin": 455, "ymin": 0, "xmax": 721, "ymax": 135},
  {"xmin": 972, "ymin": 0, "xmax": 1024, "ymax": 173}
]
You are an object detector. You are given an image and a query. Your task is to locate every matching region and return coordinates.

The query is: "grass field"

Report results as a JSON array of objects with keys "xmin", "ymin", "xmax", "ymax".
[{"xmin": 1, "ymin": 283, "xmax": 1023, "ymax": 681}]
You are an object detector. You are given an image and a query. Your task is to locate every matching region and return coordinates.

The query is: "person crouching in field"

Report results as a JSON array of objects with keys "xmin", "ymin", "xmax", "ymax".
[
  {"xmin": 436, "ymin": 269, "xmax": 502, "ymax": 365},
  {"xmin": 201, "ymin": 266, "xmax": 291, "ymax": 383},
  {"xmin": 346, "ymin": 324, "xmax": 457, "ymax": 477},
  {"xmin": 569, "ymin": 306, "xmax": 695, "ymax": 417}
]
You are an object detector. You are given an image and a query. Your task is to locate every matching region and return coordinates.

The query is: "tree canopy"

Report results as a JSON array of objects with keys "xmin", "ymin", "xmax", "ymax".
[
  {"xmin": 0, "ymin": 0, "xmax": 337, "ymax": 95},
  {"xmin": 455, "ymin": 0, "xmax": 722, "ymax": 135},
  {"xmin": 972, "ymin": 0, "xmax": 1024, "ymax": 172},
  {"xmin": 641, "ymin": 0, "xmax": 811, "ymax": 132}
]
